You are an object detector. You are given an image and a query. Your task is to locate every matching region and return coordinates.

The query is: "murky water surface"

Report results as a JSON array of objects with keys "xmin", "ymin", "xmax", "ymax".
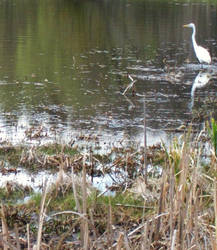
[{"xmin": 0, "ymin": 0, "xmax": 216, "ymax": 146}]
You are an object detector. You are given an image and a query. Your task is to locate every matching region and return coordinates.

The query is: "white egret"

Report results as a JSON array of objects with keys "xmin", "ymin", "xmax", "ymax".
[{"xmin": 183, "ymin": 23, "xmax": 211, "ymax": 64}]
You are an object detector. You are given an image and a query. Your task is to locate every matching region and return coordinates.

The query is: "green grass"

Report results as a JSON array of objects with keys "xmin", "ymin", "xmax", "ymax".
[
  {"xmin": 38, "ymin": 143, "xmax": 78, "ymax": 156},
  {"xmin": 0, "ymin": 146, "xmax": 23, "ymax": 166},
  {"xmin": 207, "ymin": 118, "xmax": 217, "ymax": 156},
  {"xmin": 29, "ymin": 192, "xmax": 42, "ymax": 207}
]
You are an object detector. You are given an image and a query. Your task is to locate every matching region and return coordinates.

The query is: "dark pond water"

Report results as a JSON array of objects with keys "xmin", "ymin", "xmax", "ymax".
[{"xmin": 0, "ymin": 0, "xmax": 216, "ymax": 146}]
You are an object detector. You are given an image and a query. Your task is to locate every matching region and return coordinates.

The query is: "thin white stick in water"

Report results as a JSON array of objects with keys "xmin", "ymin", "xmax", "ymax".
[
  {"xmin": 123, "ymin": 94, "xmax": 135, "ymax": 108},
  {"xmin": 122, "ymin": 74, "xmax": 137, "ymax": 95}
]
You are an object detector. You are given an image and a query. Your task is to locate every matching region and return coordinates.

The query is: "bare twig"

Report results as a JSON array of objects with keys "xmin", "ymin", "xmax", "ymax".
[
  {"xmin": 35, "ymin": 181, "xmax": 49, "ymax": 250},
  {"xmin": 71, "ymin": 165, "xmax": 81, "ymax": 213},
  {"xmin": 14, "ymin": 224, "xmax": 21, "ymax": 250},
  {"xmin": 27, "ymin": 224, "xmax": 30, "ymax": 250},
  {"xmin": 122, "ymin": 74, "xmax": 137, "ymax": 95},
  {"xmin": 171, "ymin": 229, "xmax": 177, "ymax": 250},
  {"xmin": 82, "ymin": 154, "xmax": 89, "ymax": 249},
  {"xmin": 116, "ymin": 232, "xmax": 124, "ymax": 250}
]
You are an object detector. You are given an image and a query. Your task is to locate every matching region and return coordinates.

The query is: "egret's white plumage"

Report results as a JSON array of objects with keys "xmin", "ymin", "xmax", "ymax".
[{"xmin": 183, "ymin": 23, "xmax": 211, "ymax": 64}]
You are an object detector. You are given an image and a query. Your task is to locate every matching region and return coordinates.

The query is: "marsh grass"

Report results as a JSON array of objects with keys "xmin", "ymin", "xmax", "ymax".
[
  {"xmin": 0, "ymin": 127, "xmax": 216, "ymax": 249},
  {"xmin": 0, "ymin": 185, "xmax": 32, "ymax": 204},
  {"xmin": 207, "ymin": 118, "xmax": 217, "ymax": 156}
]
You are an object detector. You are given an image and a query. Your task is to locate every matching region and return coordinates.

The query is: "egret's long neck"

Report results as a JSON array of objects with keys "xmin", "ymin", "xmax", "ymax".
[{"xmin": 191, "ymin": 26, "xmax": 197, "ymax": 49}]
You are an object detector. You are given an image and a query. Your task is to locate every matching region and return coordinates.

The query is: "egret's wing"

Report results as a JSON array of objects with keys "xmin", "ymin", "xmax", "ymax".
[{"xmin": 196, "ymin": 46, "xmax": 211, "ymax": 64}]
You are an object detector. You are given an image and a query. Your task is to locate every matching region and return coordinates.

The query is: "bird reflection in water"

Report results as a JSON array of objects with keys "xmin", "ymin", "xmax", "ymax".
[{"xmin": 189, "ymin": 71, "xmax": 212, "ymax": 110}]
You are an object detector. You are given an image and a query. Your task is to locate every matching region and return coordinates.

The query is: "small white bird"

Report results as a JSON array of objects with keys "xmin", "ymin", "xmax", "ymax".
[{"xmin": 183, "ymin": 23, "xmax": 211, "ymax": 64}]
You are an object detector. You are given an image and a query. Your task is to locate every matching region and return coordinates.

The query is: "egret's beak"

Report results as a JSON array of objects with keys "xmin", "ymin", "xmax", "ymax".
[{"xmin": 183, "ymin": 24, "xmax": 188, "ymax": 28}]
